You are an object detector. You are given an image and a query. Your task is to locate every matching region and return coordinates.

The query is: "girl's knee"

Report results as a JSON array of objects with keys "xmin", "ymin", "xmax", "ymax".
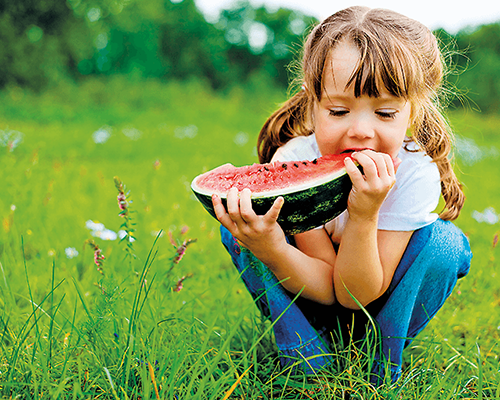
[{"xmin": 419, "ymin": 219, "xmax": 471, "ymax": 277}]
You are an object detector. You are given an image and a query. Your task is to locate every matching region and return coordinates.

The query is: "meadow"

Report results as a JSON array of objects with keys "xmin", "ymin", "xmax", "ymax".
[{"xmin": 0, "ymin": 77, "xmax": 499, "ymax": 399}]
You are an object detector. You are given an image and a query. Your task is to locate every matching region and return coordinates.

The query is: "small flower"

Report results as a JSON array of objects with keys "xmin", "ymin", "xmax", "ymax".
[
  {"xmin": 92, "ymin": 125, "xmax": 112, "ymax": 144},
  {"xmin": 174, "ymin": 274, "xmax": 193, "ymax": 292},
  {"xmin": 493, "ymin": 233, "xmax": 499, "ymax": 249},
  {"xmin": 85, "ymin": 220, "xmax": 118, "ymax": 240},
  {"xmin": 117, "ymin": 192, "xmax": 127, "ymax": 211},
  {"xmin": 114, "ymin": 177, "xmax": 129, "ymax": 218},
  {"xmin": 472, "ymin": 207, "xmax": 499, "ymax": 224},
  {"xmin": 86, "ymin": 239, "xmax": 105, "ymax": 274},
  {"xmin": 153, "ymin": 159, "xmax": 161, "ymax": 170},
  {"xmin": 65, "ymin": 247, "xmax": 79, "ymax": 259},
  {"xmin": 173, "ymin": 239, "xmax": 197, "ymax": 264},
  {"xmin": 174, "ymin": 279, "xmax": 183, "ymax": 292},
  {"xmin": 0, "ymin": 129, "xmax": 24, "ymax": 151}
]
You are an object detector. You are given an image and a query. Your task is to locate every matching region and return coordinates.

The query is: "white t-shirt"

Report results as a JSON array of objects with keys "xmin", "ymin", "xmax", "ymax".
[{"xmin": 271, "ymin": 134, "xmax": 440, "ymax": 237}]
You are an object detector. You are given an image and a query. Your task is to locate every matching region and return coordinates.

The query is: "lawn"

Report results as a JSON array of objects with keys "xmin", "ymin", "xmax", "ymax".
[{"xmin": 0, "ymin": 78, "xmax": 499, "ymax": 398}]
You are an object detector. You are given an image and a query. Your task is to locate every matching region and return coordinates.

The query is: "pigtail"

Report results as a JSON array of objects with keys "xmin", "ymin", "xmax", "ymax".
[
  {"xmin": 257, "ymin": 89, "xmax": 313, "ymax": 163},
  {"xmin": 412, "ymin": 101, "xmax": 464, "ymax": 221}
]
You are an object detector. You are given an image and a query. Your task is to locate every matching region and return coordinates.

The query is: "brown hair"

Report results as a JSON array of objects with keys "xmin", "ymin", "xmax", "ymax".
[{"xmin": 257, "ymin": 6, "xmax": 464, "ymax": 220}]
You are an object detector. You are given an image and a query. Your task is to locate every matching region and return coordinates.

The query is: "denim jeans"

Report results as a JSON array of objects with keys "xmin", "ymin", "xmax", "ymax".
[{"xmin": 220, "ymin": 219, "xmax": 472, "ymax": 382}]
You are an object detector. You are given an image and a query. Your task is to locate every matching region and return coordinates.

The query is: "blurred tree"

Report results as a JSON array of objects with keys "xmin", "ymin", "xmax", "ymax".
[
  {"xmin": 455, "ymin": 23, "xmax": 500, "ymax": 113},
  {"xmin": 2, "ymin": 0, "xmax": 500, "ymax": 114},
  {"xmin": 0, "ymin": 0, "xmax": 88, "ymax": 89},
  {"xmin": 217, "ymin": 3, "xmax": 316, "ymax": 88}
]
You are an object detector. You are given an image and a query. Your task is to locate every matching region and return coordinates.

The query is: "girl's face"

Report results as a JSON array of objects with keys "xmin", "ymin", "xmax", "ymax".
[{"xmin": 312, "ymin": 39, "xmax": 412, "ymax": 159}]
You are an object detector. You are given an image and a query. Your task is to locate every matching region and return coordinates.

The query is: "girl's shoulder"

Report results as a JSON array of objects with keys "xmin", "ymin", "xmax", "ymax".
[
  {"xmin": 397, "ymin": 141, "xmax": 439, "ymax": 175},
  {"xmin": 378, "ymin": 142, "xmax": 441, "ymax": 231},
  {"xmin": 271, "ymin": 134, "xmax": 320, "ymax": 162}
]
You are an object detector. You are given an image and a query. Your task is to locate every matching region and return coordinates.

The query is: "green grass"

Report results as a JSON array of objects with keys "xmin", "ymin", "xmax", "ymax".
[{"xmin": 0, "ymin": 77, "xmax": 499, "ymax": 398}]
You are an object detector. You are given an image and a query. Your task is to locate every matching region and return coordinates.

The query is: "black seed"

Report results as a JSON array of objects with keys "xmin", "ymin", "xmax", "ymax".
[
  {"xmin": 264, "ymin": 166, "xmax": 269, "ymax": 171},
  {"xmin": 312, "ymin": 159, "xmax": 318, "ymax": 164},
  {"xmin": 293, "ymin": 163, "xmax": 299, "ymax": 168},
  {"xmin": 302, "ymin": 161, "xmax": 308, "ymax": 165},
  {"xmin": 282, "ymin": 163, "xmax": 287, "ymax": 170}
]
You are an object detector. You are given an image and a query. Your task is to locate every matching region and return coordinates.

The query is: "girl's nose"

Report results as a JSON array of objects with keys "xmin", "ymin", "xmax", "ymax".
[{"xmin": 347, "ymin": 118, "xmax": 375, "ymax": 139}]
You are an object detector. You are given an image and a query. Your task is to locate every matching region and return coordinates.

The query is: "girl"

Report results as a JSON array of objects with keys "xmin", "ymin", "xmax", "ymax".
[{"xmin": 212, "ymin": 6, "xmax": 471, "ymax": 382}]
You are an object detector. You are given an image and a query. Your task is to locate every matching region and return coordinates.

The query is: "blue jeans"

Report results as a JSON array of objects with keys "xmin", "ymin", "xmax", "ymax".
[{"xmin": 220, "ymin": 219, "xmax": 471, "ymax": 382}]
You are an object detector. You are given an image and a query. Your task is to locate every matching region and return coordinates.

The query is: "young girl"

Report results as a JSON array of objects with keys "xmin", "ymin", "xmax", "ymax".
[{"xmin": 212, "ymin": 6, "xmax": 471, "ymax": 382}]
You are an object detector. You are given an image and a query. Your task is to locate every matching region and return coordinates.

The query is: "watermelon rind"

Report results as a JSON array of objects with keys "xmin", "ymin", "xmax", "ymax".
[{"xmin": 191, "ymin": 167, "xmax": 352, "ymax": 235}]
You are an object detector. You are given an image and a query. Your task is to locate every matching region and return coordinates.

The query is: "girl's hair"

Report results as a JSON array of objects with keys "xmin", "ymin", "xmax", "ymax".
[{"xmin": 257, "ymin": 6, "xmax": 464, "ymax": 220}]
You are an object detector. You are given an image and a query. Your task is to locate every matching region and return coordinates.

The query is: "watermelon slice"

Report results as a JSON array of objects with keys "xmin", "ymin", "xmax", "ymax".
[{"xmin": 191, "ymin": 154, "xmax": 354, "ymax": 235}]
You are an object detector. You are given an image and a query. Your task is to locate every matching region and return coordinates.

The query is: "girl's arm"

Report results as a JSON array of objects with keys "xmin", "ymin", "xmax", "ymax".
[
  {"xmin": 213, "ymin": 150, "xmax": 411, "ymax": 308},
  {"xmin": 213, "ymin": 188, "xmax": 339, "ymax": 304},
  {"xmin": 317, "ymin": 150, "xmax": 412, "ymax": 309}
]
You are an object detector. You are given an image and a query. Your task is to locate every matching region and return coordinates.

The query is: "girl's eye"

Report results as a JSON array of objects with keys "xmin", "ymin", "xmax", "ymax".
[
  {"xmin": 329, "ymin": 109, "xmax": 349, "ymax": 117},
  {"xmin": 376, "ymin": 110, "xmax": 398, "ymax": 119}
]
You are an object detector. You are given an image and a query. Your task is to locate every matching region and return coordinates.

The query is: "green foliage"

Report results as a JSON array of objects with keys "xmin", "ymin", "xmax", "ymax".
[
  {"xmin": 3, "ymin": 0, "xmax": 500, "ymax": 112},
  {"xmin": 0, "ymin": 0, "xmax": 316, "ymax": 92}
]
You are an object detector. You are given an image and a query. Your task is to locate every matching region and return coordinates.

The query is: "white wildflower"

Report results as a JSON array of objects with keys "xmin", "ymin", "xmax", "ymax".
[
  {"xmin": 472, "ymin": 207, "xmax": 499, "ymax": 224},
  {"xmin": 92, "ymin": 125, "xmax": 112, "ymax": 144},
  {"xmin": 85, "ymin": 219, "xmax": 118, "ymax": 240},
  {"xmin": 122, "ymin": 126, "xmax": 142, "ymax": 141},
  {"xmin": 65, "ymin": 247, "xmax": 79, "ymax": 259},
  {"xmin": 234, "ymin": 131, "xmax": 249, "ymax": 146},
  {"xmin": 174, "ymin": 125, "xmax": 198, "ymax": 139}
]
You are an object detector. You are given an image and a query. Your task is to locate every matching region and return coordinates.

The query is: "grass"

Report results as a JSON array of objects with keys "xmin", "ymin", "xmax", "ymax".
[{"xmin": 0, "ymin": 77, "xmax": 499, "ymax": 398}]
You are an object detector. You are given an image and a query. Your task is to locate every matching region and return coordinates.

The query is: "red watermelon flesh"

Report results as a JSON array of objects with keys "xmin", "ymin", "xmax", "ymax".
[{"xmin": 192, "ymin": 154, "xmax": 353, "ymax": 198}]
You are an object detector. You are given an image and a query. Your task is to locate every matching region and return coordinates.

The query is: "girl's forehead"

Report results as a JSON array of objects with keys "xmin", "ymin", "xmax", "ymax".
[
  {"xmin": 323, "ymin": 40, "xmax": 361, "ymax": 82},
  {"xmin": 317, "ymin": 38, "xmax": 411, "ymax": 101}
]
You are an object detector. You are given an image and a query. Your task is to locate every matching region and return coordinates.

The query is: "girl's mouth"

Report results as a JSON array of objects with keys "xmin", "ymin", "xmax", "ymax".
[{"xmin": 340, "ymin": 148, "xmax": 373, "ymax": 154}]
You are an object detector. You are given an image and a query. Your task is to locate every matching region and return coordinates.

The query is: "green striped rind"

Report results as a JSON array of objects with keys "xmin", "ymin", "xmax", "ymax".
[{"xmin": 192, "ymin": 172, "xmax": 352, "ymax": 235}]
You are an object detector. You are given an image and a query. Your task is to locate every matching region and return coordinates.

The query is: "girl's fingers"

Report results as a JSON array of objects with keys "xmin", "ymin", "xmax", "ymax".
[
  {"xmin": 344, "ymin": 157, "xmax": 365, "ymax": 187},
  {"xmin": 212, "ymin": 194, "xmax": 236, "ymax": 230},
  {"xmin": 226, "ymin": 187, "xmax": 242, "ymax": 221},
  {"xmin": 264, "ymin": 196, "xmax": 284, "ymax": 222},
  {"xmin": 393, "ymin": 156, "xmax": 402, "ymax": 172},
  {"xmin": 353, "ymin": 150, "xmax": 396, "ymax": 180},
  {"xmin": 239, "ymin": 188, "xmax": 256, "ymax": 222},
  {"xmin": 351, "ymin": 151, "xmax": 378, "ymax": 180},
  {"xmin": 371, "ymin": 152, "xmax": 393, "ymax": 178}
]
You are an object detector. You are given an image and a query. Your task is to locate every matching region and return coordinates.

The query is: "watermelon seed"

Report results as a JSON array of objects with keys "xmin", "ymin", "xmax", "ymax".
[
  {"xmin": 312, "ymin": 159, "xmax": 317, "ymax": 164},
  {"xmin": 302, "ymin": 161, "xmax": 308, "ymax": 165},
  {"xmin": 264, "ymin": 166, "xmax": 269, "ymax": 171},
  {"xmin": 282, "ymin": 164, "xmax": 287, "ymax": 170},
  {"xmin": 293, "ymin": 163, "xmax": 299, "ymax": 168}
]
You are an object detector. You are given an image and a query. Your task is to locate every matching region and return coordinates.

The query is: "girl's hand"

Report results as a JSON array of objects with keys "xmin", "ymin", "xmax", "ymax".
[
  {"xmin": 344, "ymin": 150, "xmax": 400, "ymax": 222},
  {"xmin": 212, "ymin": 187, "xmax": 286, "ymax": 251}
]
